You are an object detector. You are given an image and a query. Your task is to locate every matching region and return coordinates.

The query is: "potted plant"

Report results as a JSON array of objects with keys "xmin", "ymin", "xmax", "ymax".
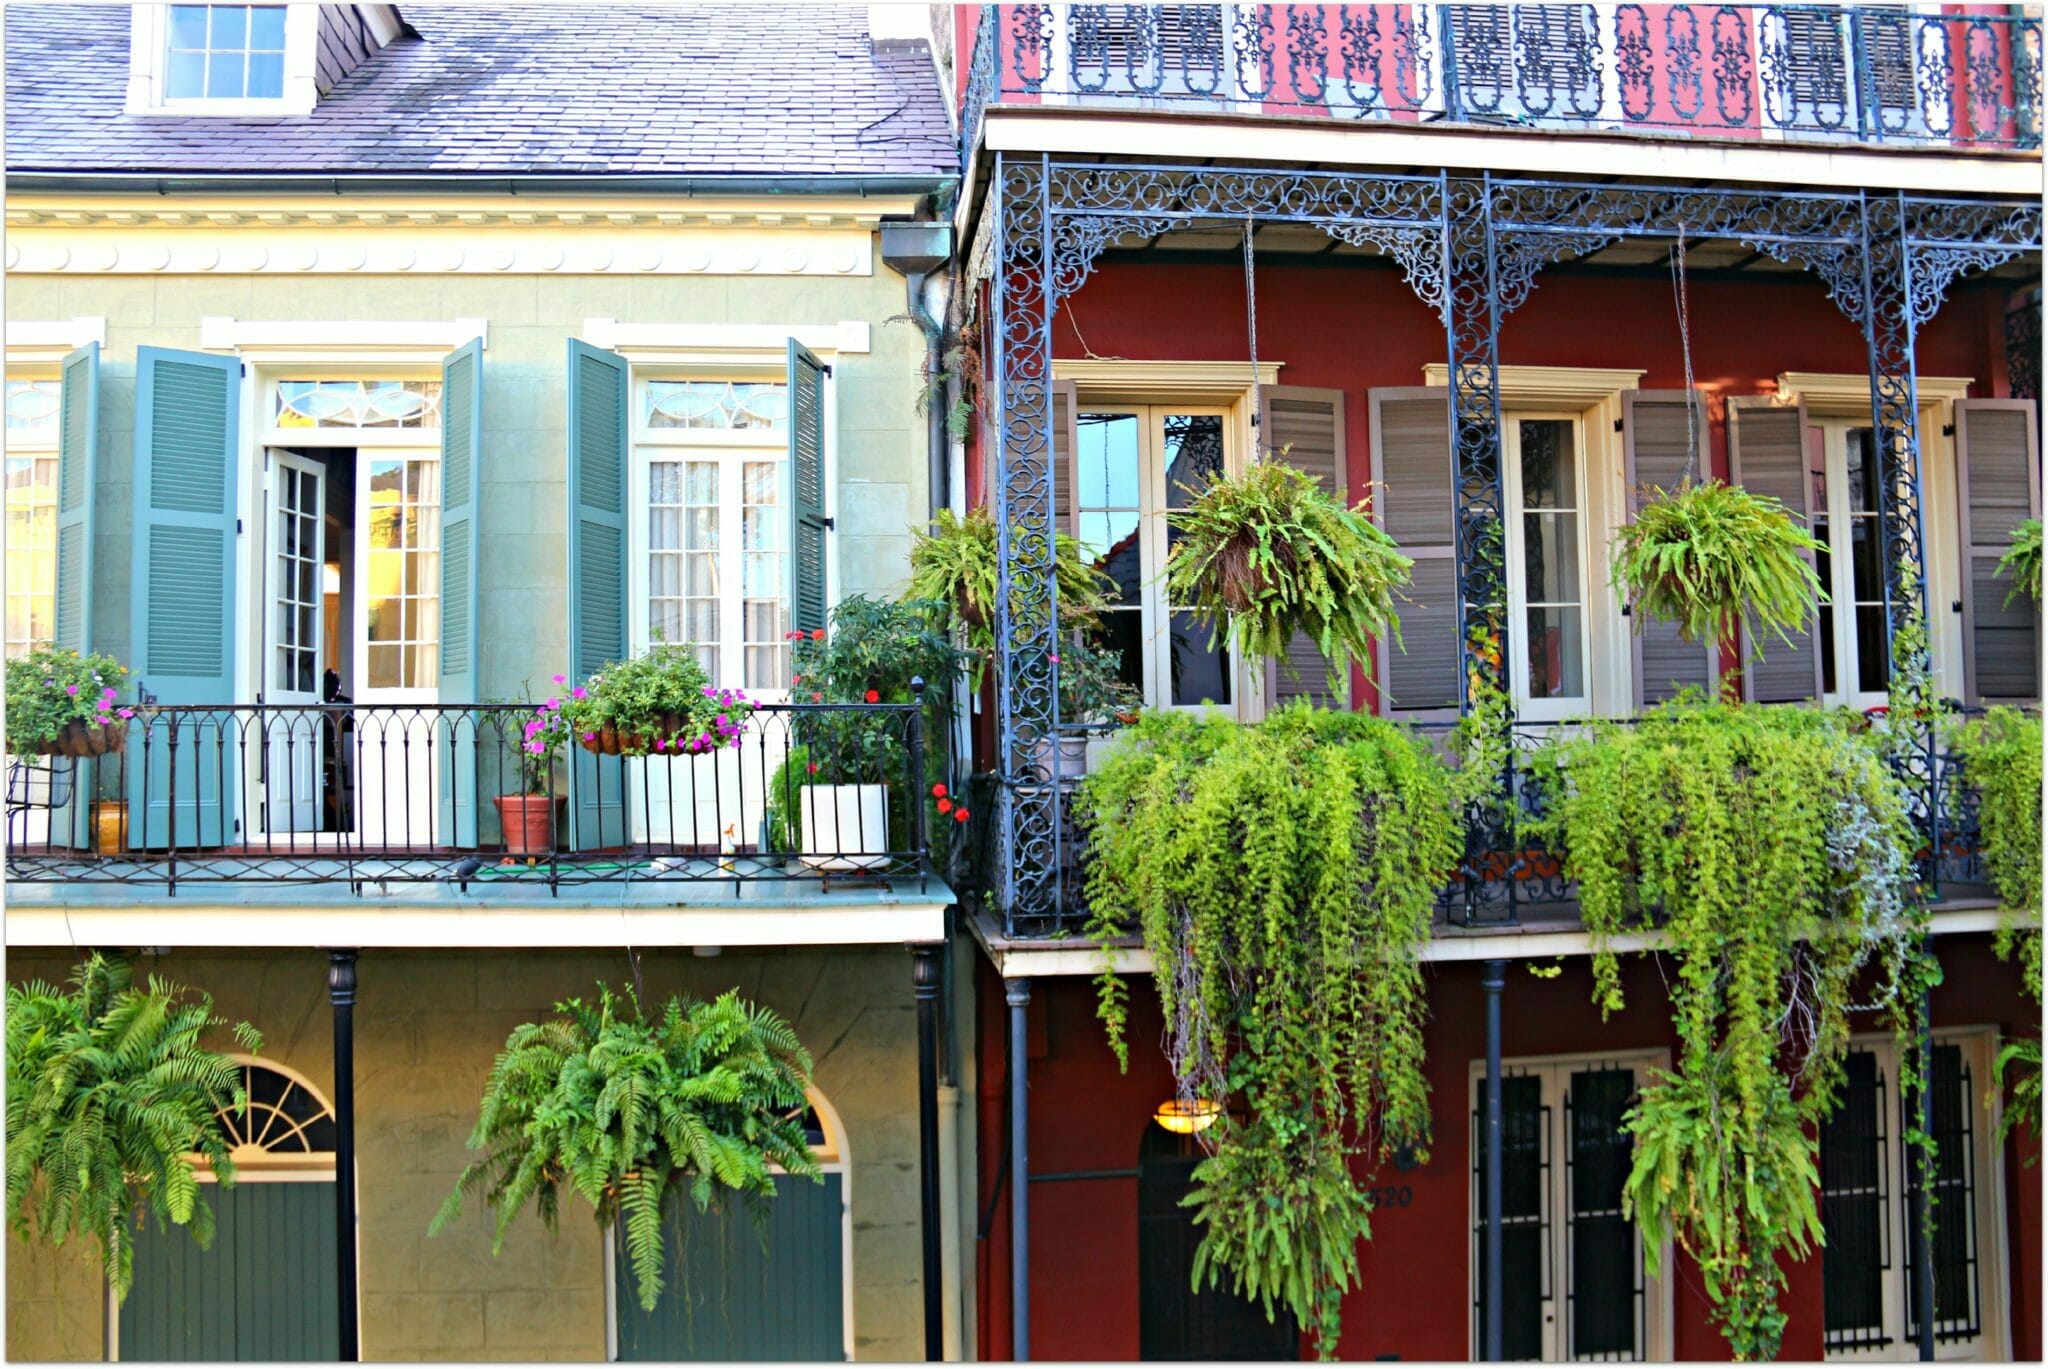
[
  {"xmin": 905, "ymin": 506, "xmax": 1114, "ymax": 687},
  {"xmin": 1165, "ymin": 459, "xmax": 1411, "ymax": 694},
  {"xmin": 1037, "ymin": 635, "xmax": 1141, "ymax": 775},
  {"xmin": 6, "ymin": 953, "xmax": 262, "ymax": 1301},
  {"xmin": 785, "ymin": 597, "xmax": 964, "ymax": 870},
  {"xmin": 558, "ymin": 642, "xmax": 753, "ymax": 758},
  {"xmin": 491, "ymin": 682, "xmax": 572, "ymax": 858},
  {"xmin": 1611, "ymin": 478, "xmax": 1825, "ymax": 648},
  {"xmin": 430, "ymin": 983, "xmax": 818, "ymax": 1314},
  {"xmin": 4, "ymin": 646, "xmax": 136, "ymax": 758}
]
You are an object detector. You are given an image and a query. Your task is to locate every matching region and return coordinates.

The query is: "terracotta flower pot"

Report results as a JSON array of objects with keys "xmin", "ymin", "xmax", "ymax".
[
  {"xmin": 41, "ymin": 720, "xmax": 125, "ymax": 758},
  {"xmin": 494, "ymin": 793, "xmax": 567, "ymax": 855},
  {"xmin": 577, "ymin": 715, "xmax": 691, "ymax": 757}
]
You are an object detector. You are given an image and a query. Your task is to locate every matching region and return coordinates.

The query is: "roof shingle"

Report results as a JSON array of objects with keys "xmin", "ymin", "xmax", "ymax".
[{"xmin": 4, "ymin": 4, "xmax": 957, "ymax": 178}]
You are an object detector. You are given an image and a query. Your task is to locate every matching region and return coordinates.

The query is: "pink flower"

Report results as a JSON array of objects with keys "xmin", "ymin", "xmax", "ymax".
[
  {"xmin": 117, "ymin": 708, "xmax": 134, "ymax": 719},
  {"xmin": 1049, "ymin": 653, "xmax": 1060, "ymax": 664},
  {"xmin": 570, "ymin": 686, "xmax": 587, "ymax": 700},
  {"xmin": 545, "ymin": 698, "xmax": 559, "ymax": 710},
  {"xmin": 583, "ymin": 732, "xmax": 596, "ymax": 742},
  {"xmin": 552, "ymin": 674, "xmax": 567, "ymax": 684},
  {"xmin": 64, "ymin": 684, "xmax": 78, "ymax": 696}
]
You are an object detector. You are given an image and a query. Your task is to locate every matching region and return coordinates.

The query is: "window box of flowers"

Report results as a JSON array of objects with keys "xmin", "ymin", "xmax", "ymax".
[
  {"xmin": 558, "ymin": 643, "xmax": 753, "ymax": 759},
  {"xmin": 3, "ymin": 647, "xmax": 136, "ymax": 758}
]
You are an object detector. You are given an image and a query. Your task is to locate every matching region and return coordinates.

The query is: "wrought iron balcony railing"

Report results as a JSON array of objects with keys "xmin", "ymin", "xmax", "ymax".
[
  {"xmin": 4, "ymin": 701, "xmax": 935, "ymax": 896},
  {"xmin": 960, "ymin": 3, "xmax": 2044, "ymax": 163},
  {"xmin": 968, "ymin": 713, "xmax": 2004, "ymax": 940}
]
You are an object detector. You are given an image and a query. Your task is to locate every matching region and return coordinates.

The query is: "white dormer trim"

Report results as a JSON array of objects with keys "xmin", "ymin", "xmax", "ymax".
[
  {"xmin": 197, "ymin": 316, "xmax": 487, "ymax": 363},
  {"xmin": 4, "ymin": 317, "xmax": 108, "ymax": 367},
  {"xmin": 580, "ymin": 319, "xmax": 872, "ymax": 366},
  {"xmin": 126, "ymin": 3, "xmax": 320, "ymax": 117}
]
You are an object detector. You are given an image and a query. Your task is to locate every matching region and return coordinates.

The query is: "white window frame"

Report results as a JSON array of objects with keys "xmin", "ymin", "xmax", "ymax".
[
  {"xmin": 601, "ymin": 1087, "xmax": 855, "ymax": 1363},
  {"xmin": 125, "ymin": 2, "xmax": 321, "ymax": 117},
  {"xmin": 1503, "ymin": 409, "xmax": 1597, "ymax": 723},
  {"xmin": 1822, "ymin": 1028, "xmax": 2009, "ymax": 1362},
  {"xmin": 1808, "ymin": 415, "xmax": 1896, "ymax": 712},
  {"xmin": 3, "ymin": 367, "xmax": 63, "ymax": 662},
  {"xmin": 1466, "ymin": 1047, "xmax": 1677, "ymax": 1364}
]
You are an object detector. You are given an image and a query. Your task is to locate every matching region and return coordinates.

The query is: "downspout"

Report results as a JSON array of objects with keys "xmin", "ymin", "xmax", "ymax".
[{"xmin": 878, "ymin": 220, "xmax": 957, "ymax": 521}]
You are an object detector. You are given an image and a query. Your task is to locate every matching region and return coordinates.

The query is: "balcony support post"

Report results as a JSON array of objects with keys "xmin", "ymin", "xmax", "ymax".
[
  {"xmin": 1480, "ymin": 958, "xmax": 1506, "ymax": 1361},
  {"xmin": 912, "ymin": 942, "xmax": 945, "ymax": 1361},
  {"xmin": 1006, "ymin": 977, "xmax": 1032, "ymax": 1360},
  {"xmin": 327, "ymin": 950, "xmax": 360, "ymax": 1362},
  {"xmin": 1912, "ymin": 938, "xmax": 1937, "ymax": 1361}
]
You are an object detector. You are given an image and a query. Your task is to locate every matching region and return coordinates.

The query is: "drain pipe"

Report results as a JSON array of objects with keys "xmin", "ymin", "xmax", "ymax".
[{"xmin": 879, "ymin": 222, "xmax": 956, "ymax": 519}]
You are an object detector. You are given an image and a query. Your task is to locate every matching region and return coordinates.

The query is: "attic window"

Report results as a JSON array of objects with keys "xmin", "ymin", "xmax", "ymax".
[{"xmin": 166, "ymin": 5, "xmax": 287, "ymax": 99}]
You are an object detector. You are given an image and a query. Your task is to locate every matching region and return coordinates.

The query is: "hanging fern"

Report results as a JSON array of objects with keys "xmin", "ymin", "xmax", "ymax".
[
  {"xmin": 1998, "ymin": 517, "xmax": 2043, "ymax": 605},
  {"xmin": 905, "ymin": 506, "xmax": 1113, "ymax": 685},
  {"xmin": 1165, "ymin": 461, "xmax": 1412, "ymax": 694},
  {"xmin": 432, "ymin": 985, "xmax": 819, "ymax": 1312},
  {"xmin": 1612, "ymin": 479, "xmax": 1825, "ymax": 649},
  {"xmin": 1075, "ymin": 705, "xmax": 1460, "ymax": 1356},
  {"xmin": 1530, "ymin": 702, "xmax": 1924, "ymax": 1360},
  {"xmin": 5, "ymin": 953, "xmax": 262, "ymax": 1300}
]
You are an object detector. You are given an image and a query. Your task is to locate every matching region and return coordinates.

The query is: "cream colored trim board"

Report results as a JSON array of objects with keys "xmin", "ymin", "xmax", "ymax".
[
  {"xmin": 1777, "ymin": 371, "xmax": 1975, "ymax": 413},
  {"xmin": 5, "ymin": 902, "xmax": 950, "ymax": 950},
  {"xmin": 584, "ymin": 319, "xmax": 872, "ymax": 358},
  {"xmin": 979, "ymin": 107, "xmax": 2044, "ymax": 198},
  {"xmin": 983, "ymin": 905, "xmax": 2026, "ymax": 978},
  {"xmin": 199, "ymin": 317, "xmax": 487, "ymax": 361},
  {"xmin": 4, "ymin": 317, "xmax": 107, "ymax": 367},
  {"xmin": 1418, "ymin": 363, "xmax": 1648, "ymax": 406},
  {"xmin": 1055, "ymin": 358, "xmax": 1284, "ymax": 398},
  {"xmin": 5, "ymin": 194, "xmax": 918, "ymax": 230}
]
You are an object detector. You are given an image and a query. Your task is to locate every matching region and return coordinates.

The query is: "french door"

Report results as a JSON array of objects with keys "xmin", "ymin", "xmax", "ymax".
[
  {"xmin": 349, "ymin": 448, "xmax": 440, "ymax": 848},
  {"xmin": 262, "ymin": 451, "xmax": 325, "ymax": 837}
]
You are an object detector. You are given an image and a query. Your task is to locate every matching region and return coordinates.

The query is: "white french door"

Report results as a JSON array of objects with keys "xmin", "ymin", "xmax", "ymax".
[
  {"xmin": 262, "ymin": 451, "xmax": 325, "ymax": 837},
  {"xmin": 350, "ymin": 447, "xmax": 440, "ymax": 848},
  {"xmin": 1810, "ymin": 418, "xmax": 1891, "ymax": 710},
  {"xmin": 1504, "ymin": 413, "xmax": 1594, "ymax": 722}
]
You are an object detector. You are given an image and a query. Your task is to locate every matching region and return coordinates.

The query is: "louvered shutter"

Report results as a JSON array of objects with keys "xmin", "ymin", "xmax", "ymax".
[
  {"xmin": 788, "ymin": 341, "xmax": 830, "ymax": 635},
  {"xmin": 1369, "ymin": 387, "xmax": 1460, "ymax": 720},
  {"xmin": 1621, "ymin": 391, "xmax": 1717, "ymax": 707},
  {"xmin": 1728, "ymin": 397, "xmax": 1824, "ymax": 703},
  {"xmin": 1050, "ymin": 379, "xmax": 1078, "ymax": 536},
  {"xmin": 566, "ymin": 339, "xmax": 629, "ymax": 851},
  {"xmin": 438, "ymin": 337, "xmax": 484, "ymax": 847},
  {"xmin": 1262, "ymin": 386, "xmax": 1353, "ymax": 710},
  {"xmin": 47, "ymin": 344, "xmax": 100, "ymax": 850},
  {"xmin": 128, "ymin": 346, "xmax": 240, "ymax": 849},
  {"xmin": 1766, "ymin": 7, "xmax": 1852, "ymax": 129},
  {"xmin": 1955, "ymin": 398, "xmax": 2041, "ymax": 704}
]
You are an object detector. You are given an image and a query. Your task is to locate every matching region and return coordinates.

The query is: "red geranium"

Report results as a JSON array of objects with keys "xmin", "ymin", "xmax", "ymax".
[
  {"xmin": 864, "ymin": 689, "xmax": 880, "ymax": 704},
  {"xmin": 953, "ymin": 808, "xmax": 970, "ymax": 823},
  {"xmin": 931, "ymin": 782, "xmax": 947, "ymax": 799},
  {"xmin": 936, "ymin": 798, "xmax": 953, "ymax": 815}
]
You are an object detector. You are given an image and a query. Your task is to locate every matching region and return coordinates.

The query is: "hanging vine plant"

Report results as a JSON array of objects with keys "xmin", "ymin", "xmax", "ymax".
[
  {"xmin": 1530, "ymin": 701, "xmax": 1925, "ymax": 1359},
  {"xmin": 1165, "ymin": 461, "xmax": 1412, "ymax": 692},
  {"xmin": 1075, "ymin": 704, "xmax": 1462, "ymax": 1356},
  {"xmin": 431, "ymin": 985, "xmax": 818, "ymax": 1313},
  {"xmin": 5, "ymin": 953, "xmax": 262, "ymax": 1299},
  {"xmin": 1998, "ymin": 516, "xmax": 2043, "ymax": 605},
  {"xmin": 1612, "ymin": 478, "xmax": 1826, "ymax": 648}
]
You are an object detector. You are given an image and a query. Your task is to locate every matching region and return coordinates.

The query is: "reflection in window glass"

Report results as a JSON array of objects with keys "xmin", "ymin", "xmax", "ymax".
[
  {"xmin": 649, "ymin": 461, "xmax": 721, "ymax": 682},
  {"xmin": 166, "ymin": 5, "xmax": 286, "ymax": 99},
  {"xmin": 364, "ymin": 458, "xmax": 440, "ymax": 689},
  {"xmin": 645, "ymin": 381, "xmax": 788, "ymax": 431},
  {"xmin": 741, "ymin": 460, "xmax": 788, "ymax": 690},
  {"xmin": 1163, "ymin": 415, "xmax": 1229, "ymax": 706},
  {"xmin": 5, "ymin": 380, "xmax": 61, "ymax": 436},
  {"xmin": 646, "ymin": 456, "xmax": 792, "ymax": 693},
  {"xmin": 4, "ymin": 453, "xmax": 58, "ymax": 659},
  {"xmin": 1075, "ymin": 413, "xmax": 1145, "ymax": 696},
  {"xmin": 1515, "ymin": 418, "xmax": 1585, "ymax": 702},
  {"xmin": 276, "ymin": 380, "xmax": 441, "ymax": 430}
]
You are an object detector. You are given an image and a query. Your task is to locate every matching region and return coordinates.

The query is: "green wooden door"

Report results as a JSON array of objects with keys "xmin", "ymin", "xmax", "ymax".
[
  {"xmin": 120, "ymin": 1181, "xmax": 340, "ymax": 1362},
  {"xmin": 615, "ymin": 1173, "xmax": 846, "ymax": 1362}
]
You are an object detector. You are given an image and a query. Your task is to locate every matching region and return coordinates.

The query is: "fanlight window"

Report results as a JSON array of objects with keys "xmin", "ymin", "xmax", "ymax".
[
  {"xmin": 644, "ymin": 380, "xmax": 789, "ymax": 431},
  {"xmin": 215, "ymin": 1062, "xmax": 338, "ymax": 1161},
  {"xmin": 4, "ymin": 380, "xmax": 60, "ymax": 436},
  {"xmin": 275, "ymin": 379, "xmax": 443, "ymax": 430}
]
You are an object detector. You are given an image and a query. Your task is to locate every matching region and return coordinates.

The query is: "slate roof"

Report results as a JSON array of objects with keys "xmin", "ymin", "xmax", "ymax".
[{"xmin": 4, "ymin": 4, "xmax": 957, "ymax": 178}]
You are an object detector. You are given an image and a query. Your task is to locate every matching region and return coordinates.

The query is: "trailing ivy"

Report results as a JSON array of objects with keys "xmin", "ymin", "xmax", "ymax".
[
  {"xmin": 1531, "ymin": 702, "xmax": 1922, "ymax": 1360},
  {"xmin": 1075, "ymin": 705, "xmax": 1460, "ymax": 1355}
]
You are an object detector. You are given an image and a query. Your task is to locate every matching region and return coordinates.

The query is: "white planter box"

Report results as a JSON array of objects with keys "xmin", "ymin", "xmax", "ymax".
[{"xmin": 799, "ymin": 784, "xmax": 891, "ymax": 871}]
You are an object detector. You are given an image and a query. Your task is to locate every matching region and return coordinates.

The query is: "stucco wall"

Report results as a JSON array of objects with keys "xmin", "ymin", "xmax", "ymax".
[
  {"xmin": 3, "ymin": 255, "xmax": 932, "ymax": 701},
  {"xmin": 5, "ymin": 944, "xmax": 957, "ymax": 1362}
]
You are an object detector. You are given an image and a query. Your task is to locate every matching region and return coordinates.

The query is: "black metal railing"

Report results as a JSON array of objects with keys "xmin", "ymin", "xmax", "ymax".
[
  {"xmin": 961, "ymin": 3, "xmax": 2043, "ymax": 160},
  {"xmin": 975, "ymin": 711, "xmax": 2003, "ymax": 938},
  {"xmin": 3, "ymin": 699, "xmax": 934, "ymax": 895}
]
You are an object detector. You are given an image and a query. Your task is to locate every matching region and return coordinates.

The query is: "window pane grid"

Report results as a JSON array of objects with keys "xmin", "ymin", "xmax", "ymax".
[
  {"xmin": 166, "ymin": 5, "xmax": 287, "ymax": 99},
  {"xmin": 649, "ymin": 460, "xmax": 721, "ymax": 683},
  {"xmin": 645, "ymin": 381, "xmax": 789, "ymax": 431},
  {"xmin": 1513, "ymin": 419, "xmax": 1586, "ymax": 704},
  {"xmin": 364, "ymin": 457, "xmax": 440, "ymax": 689},
  {"xmin": 4, "ymin": 452, "xmax": 59, "ymax": 659},
  {"xmin": 276, "ymin": 380, "xmax": 442, "ymax": 431},
  {"xmin": 4, "ymin": 379, "xmax": 61, "ymax": 437},
  {"xmin": 740, "ymin": 459, "xmax": 787, "ymax": 691}
]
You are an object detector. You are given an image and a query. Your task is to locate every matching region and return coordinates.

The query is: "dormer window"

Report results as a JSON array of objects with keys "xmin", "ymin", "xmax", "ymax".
[{"xmin": 166, "ymin": 5, "xmax": 288, "ymax": 100}]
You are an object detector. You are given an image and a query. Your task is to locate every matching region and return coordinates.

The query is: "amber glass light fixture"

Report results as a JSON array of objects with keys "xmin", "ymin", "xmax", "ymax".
[{"xmin": 1153, "ymin": 1098, "xmax": 1222, "ymax": 1135}]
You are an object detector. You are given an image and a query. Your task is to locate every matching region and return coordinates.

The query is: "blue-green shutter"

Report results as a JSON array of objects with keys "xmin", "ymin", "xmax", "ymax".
[
  {"xmin": 50, "ymin": 343, "xmax": 101, "ymax": 849},
  {"xmin": 127, "ymin": 346, "xmax": 240, "ymax": 849},
  {"xmin": 614, "ymin": 1173, "xmax": 846, "ymax": 1362},
  {"xmin": 438, "ymin": 337, "xmax": 484, "ymax": 847},
  {"xmin": 787, "ymin": 341, "xmax": 829, "ymax": 635},
  {"xmin": 566, "ymin": 340, "xmax": 629, "ymax": 851},
  {"xmin": 119, "ymin": 1180, "xmax": 341, "ymax": 1362}
]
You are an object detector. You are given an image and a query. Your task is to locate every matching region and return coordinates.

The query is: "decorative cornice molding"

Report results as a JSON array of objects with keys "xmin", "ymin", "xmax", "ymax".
[
  {"xmin": 4, "ymin": 195, "xmax": 910, "ymax": 231},
  {"xmin": 1776, "ymin": 370, "xmax": 1975, "ymax": 414},
  {"xmin": 1419, "ymin": 363, "xmax": 1648, "ymax": 407},
  {"xmin": 1054, "ymin": 358, "xmax": 1284, "ymax": 398}
]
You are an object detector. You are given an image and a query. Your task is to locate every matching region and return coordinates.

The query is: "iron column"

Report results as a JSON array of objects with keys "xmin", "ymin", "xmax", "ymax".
[
  {"xmin": 913, "ymin": 943, "xmax": 944, "ymax": 1360},
  {"xmin": 328, "ymin": 951, "xmax": 359, "ymax": 1361},
  {"xmin": 1482, "ymin": 958, "xmax": 1506, "ymax": 1361},
  {"xmin": 1007, "ymin": 978, "xmax": 1032, "ymax": 1360}
]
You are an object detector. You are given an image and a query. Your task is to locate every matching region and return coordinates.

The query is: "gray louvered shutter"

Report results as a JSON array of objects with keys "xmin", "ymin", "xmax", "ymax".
[
  {"xmin": 1369, "ymin": 387, "xmax": 1459, "ymax": 720},
  {"xmin": 1621, "ymin": 391, "xmax": 1717, "ymax": 707},
  {"xmin": 566, "ymin": 339, "xmax": 629, "ymax": 851},
  {"xmin": 788, "ymin": 341, "xmax": 830, "ymax": 635},
  {"xmin": 1728, "ymin": 398, "xmax": 1824, "ymax": 703},
  {"xmin": 1955, "ymin": 398, "xmax": 2041, "ymax": 704},
  {"xmin": 1050, "ymin": 379, "xmax": 1078, "ymax": 537},
  {"xmin": 1263, "ymin": 386, "xmax": 1353, "ymax": 710},
  {"xmin": 128, "ymin": 346, "xmax": 241, "ymax": 849},
  {"xmin": 438, "ymin": 336, "xmax": 484, "ymax": 847},
  {"xmin": 53, "ymin": 342, "xmax": 98, "ymax": 654}
]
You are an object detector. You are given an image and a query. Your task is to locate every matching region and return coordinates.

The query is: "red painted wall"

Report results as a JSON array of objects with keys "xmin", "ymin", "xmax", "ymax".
[{"xmin": 975, "ymin": 933, "xmax": 2041, "ymax": 1361}]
